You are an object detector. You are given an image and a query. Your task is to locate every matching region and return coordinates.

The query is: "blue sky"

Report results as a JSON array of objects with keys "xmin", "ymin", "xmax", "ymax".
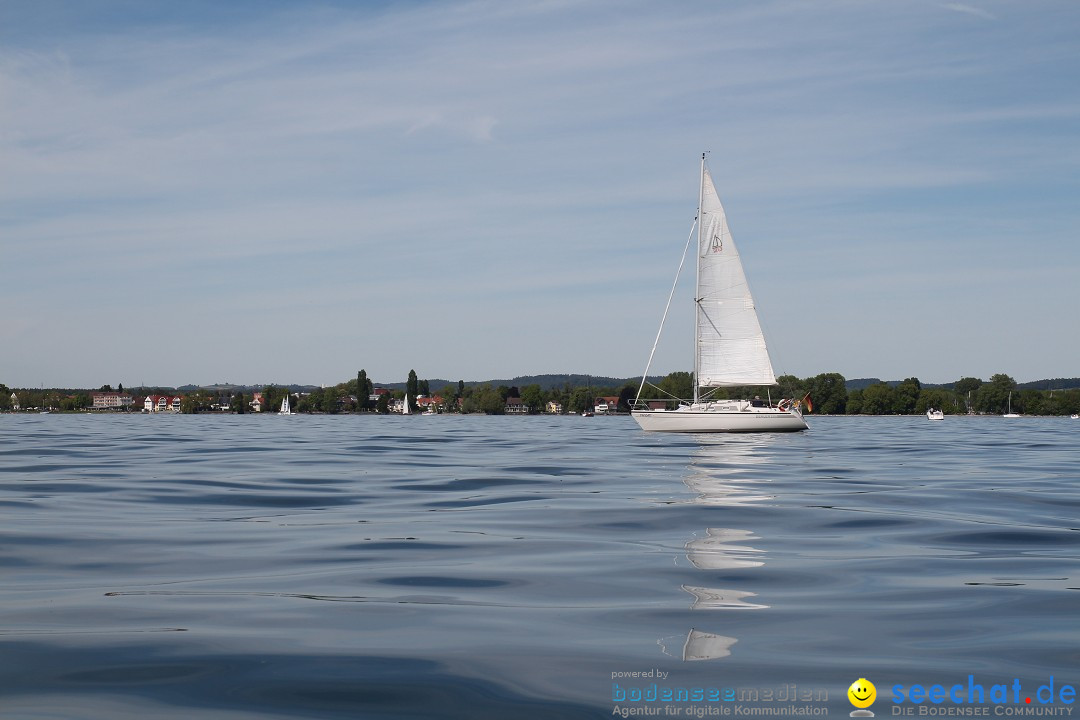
[{"xmin": 2, "ymin": 0, "xmax": 1078, "ymax": 389}]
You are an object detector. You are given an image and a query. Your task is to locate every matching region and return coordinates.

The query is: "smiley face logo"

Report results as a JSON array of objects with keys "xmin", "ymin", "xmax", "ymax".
[{"xmin": 848, "ymin": 678, "xmax": 876, "ymax": 709}]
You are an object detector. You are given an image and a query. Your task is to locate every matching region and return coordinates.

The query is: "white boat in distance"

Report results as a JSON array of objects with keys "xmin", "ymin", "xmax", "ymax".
[
  {"xmin": 927, "ymin": 408, "xmax": 944, "ymax": 420},
  {"xmin": 631, "ymin": 155, "xmax": 807, "ymax": 433},
  {"xmin": 278, "ymin": 394, "xmax": 294, "ymax": 415},
  {"xmin": 1003, "ymin": 392, "xmax": 1020, "ymax": 418}
]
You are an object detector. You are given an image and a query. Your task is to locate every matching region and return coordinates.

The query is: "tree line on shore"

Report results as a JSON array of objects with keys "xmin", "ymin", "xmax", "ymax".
[
  {"xmin": 652, "ymin": 372, "xmax": 1079, "ymax": 416},
  {"xmin": 3, "ymin": 370, "xmax": 1078, "ymax": 416}
]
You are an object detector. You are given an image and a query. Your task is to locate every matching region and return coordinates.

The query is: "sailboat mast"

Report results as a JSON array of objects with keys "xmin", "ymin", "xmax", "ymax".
[{"xmin": 693, "ymin": 153, "xmax": 705, "ymax": 405}]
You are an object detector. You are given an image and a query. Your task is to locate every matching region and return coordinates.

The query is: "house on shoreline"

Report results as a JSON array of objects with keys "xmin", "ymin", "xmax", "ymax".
[
  {"xmin": 143, "ymin": 395, "xmax": 182, "ymax": 412},
  {"xmin": 91, "ymin": 392, "xmax": 133, "ymax": 410}
]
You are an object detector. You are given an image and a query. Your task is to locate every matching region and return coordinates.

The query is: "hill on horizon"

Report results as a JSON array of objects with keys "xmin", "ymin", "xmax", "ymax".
[
  {"xmin": 846, "ymin": 377, "xmax": 1080, "ymax": 392},
  {"xmin": 373, "ymin": 374, "xmax": 654, "ymax": 392}
]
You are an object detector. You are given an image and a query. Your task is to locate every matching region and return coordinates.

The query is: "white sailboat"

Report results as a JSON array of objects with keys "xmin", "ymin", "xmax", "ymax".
[
  {"xmin": 402, "ymin": 393, "xmax": 411, "ymax": 415},
  {"xmin": 631, "ymin": 155, "xmax": 807, "ymax": 433},
  {"xmin": 1003, "ymin": 392, "xmax": 1020, "ymax": 418},
  {"xmin": 278, "ymin": 394, "xmax": 294, "ymax": 415}
]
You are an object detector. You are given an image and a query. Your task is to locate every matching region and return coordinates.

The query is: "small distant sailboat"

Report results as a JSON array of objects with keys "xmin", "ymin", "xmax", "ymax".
[
  {"xmin": 926, "ymin": 408, "xmax": 944, "ymax": 420},
  {"xmin": 1003, "ymin": 392, "xmax": 1020, "ymax": 418},
  {"xmin": 278, "ymin": 394, "xmax": 294, "ymax": 415},
  {"xmin": 402, "ymin": 393, "xmax": 411, "ymax": 415},
  {"xmin": 630, "ymin": 154, "xmax": 807, "ymax": 433}
]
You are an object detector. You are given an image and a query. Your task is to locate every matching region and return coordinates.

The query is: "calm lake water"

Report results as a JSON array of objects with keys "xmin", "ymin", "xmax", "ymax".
[{"xmin": 1, "ymin": 414, "xmax": 1078, "ymax": 719}]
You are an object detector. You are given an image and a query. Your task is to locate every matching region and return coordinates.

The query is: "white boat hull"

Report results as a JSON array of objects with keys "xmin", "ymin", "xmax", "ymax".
[{"xmin": 631, "ymin": 404, "xmax": 806, "ymax": 433}]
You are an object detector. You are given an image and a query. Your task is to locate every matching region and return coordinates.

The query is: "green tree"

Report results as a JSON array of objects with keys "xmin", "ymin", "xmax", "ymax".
[
  {"xmin": 892, "ymin": 377, "xmax": 921, "ymax": 414},
  {"xmin": 775, "ymin": 374, "xmax": 806, "ymax": 401},
  {"xmin": 1018, "ymin": 389, "xmax": 1044, "ymax": 415},
  {"xmin": 568, "ymin": 386, "xmax": 593, "ymax": 414},
  {"xmin": 953, "ymin": 377, "xmax": 982, "ymax": 413},
  {"xmin": 806, "ymin": 373, "xmax": 847, "ymax": 414},
  {"xmin": 916, "ymin": 388, "xmax": 959, "ymax": 415},
  {"xmin": 975, "ymin": 373, "xmax": 1016, "ymax": 414},
  {"xmin": 357, "ymin": 370, "xmax": 372, "ymax": 411},
  {"xmin": 181, "ymin": 393, "xmax": 211, "ymax": 414},
  {"xmin": 461, "ymin": 384, "xmax": 503, "ymax": 414},
  {"xmin": 1045, "ymin": 389, "xmax": 1078, "ymax": 416},
  {"xmin": 376, "ymin": 392, "xmax": 390, "ymax": 413},
  {"xmin": 846, "ymin": 388, "xmax": 863, "ymax": 414},
  {"xmin": 954, "ymin": 377, "xmax": 982, "ymax": 395},
  {"xmin": 231, "ymin": 393, "xmax": 246, "ymax": 414},
  {"xmin": 859, "ymin": 383, "xmax": 894, "ymax": 414},
  {"xmin": 478, "ymin": 385, "xmax": 505, "ymax": 414},
  {"xmin": 262, "ymin": 385, "xmax": 282, "ymax": 414},
  {"xmin": 406, "ymin": 370, "xmax": 418, "ymax": 412},
  {"xmin": 440, "ymin": 385, "xmax": 459, "ymax": 413},
  {"xmin": 658, "ymin": 371, "xmax": 693, "ymax": 402},
  {"xmin": 520, "ymin": 384, "xmax": 544, "ymax": 414},
  {"xmin": 323, "ymin": 387, "xmax": 341, "ymax": 414},
  {"xmin": 1062, "ymin": 389, "xmax": 1080, "ymax": 416}
]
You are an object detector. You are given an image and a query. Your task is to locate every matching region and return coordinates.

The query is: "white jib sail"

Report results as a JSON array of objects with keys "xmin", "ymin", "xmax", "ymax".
[{"xmin": 695, "ymin": 168, "xmax": 777, "ymax": 387}]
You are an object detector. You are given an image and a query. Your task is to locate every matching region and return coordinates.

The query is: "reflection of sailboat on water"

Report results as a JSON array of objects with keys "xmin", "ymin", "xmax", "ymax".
[
  {"xmin": 685, "ymin": 528, "xmax": 764, "ymax": 570},
  {"xmin": 658, "ymin": 629, "xmax": 738, "ymax": 661},
  {"xmin": 662, "ymin": 437, "xmax": 778, "ymax": 661},
  {"xmin": 683, "ymin": 629, "xmax": 737, "ymax": 661},
  {"xmin": 681, "ymin": 585, "xmax": 768, "ymax": 610},
  {"xmin": 683, "ymin": 436, "xmax": 777, "ymax": 506}
]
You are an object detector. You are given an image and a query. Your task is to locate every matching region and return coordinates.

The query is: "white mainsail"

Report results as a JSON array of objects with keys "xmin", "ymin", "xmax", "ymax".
[{"xmin": 695, "ymin": 168, "xmax": 777, "ymax": 388}]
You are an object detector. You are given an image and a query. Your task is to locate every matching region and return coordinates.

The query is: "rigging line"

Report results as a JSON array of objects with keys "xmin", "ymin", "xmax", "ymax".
[
  {"xmin": 640, "ymin": 381, "xmax": 682, "ymax": 402},
  {"xmin": 635, "ymin": 218, "xmax": 698, "ymax": 405}
]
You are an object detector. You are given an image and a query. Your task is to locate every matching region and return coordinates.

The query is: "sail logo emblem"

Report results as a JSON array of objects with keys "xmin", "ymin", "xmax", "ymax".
[{"xmin": 711, "ymin": 233, "xmax": 723, "ymax": 253}]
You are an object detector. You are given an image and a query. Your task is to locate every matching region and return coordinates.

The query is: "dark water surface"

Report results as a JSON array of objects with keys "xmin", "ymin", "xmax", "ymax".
[{"xmin": 1, "ymin": 414, "xmax": 1077, "ymax": 718}]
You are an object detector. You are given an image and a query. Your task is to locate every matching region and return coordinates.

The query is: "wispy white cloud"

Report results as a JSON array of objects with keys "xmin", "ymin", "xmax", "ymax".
[{"xmin": 942, "ymin": 3, "xmax": 998, "ymax": 21}]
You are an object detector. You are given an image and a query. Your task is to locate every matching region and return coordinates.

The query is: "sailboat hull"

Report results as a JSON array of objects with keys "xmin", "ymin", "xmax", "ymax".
[{"xmin": 631, "ymin": 406, "xmax": 807, "ymax": 433}]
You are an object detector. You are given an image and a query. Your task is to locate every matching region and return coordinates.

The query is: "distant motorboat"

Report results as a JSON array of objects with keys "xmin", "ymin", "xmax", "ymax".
[
  {"xmin": 1071, "ymin": 414, "xmax": 1079, "ymax": 420},
  {"xmin": 926, "ymin": 408, "xmax": 944, "ymax": 420}
]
